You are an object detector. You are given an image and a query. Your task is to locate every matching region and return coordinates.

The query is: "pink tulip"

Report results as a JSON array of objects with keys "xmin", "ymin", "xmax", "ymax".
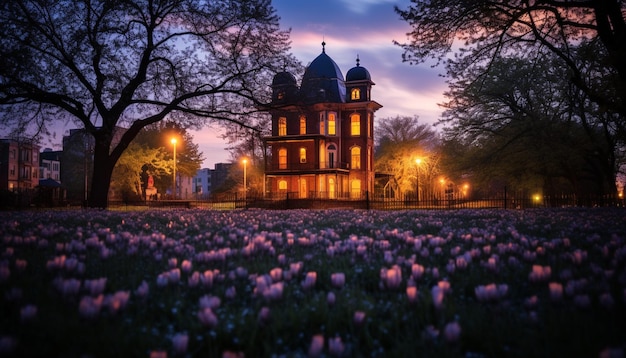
[
  {"xmin": 270, "ymin": 268, "xmax": 283, "ymax": 282},
  {"xmin": 171, "ymin": 333, "xmax": 188, "ymax": 355},
  {"xmin": 384, "ymin": 266, "xmax": 402, "ymax": 290},
  {"xmin": 198, "ymin": 307, "xmax": 218, "ymax": 328},
  {"xmin": 181, "ymin": 260, "xmax": 192, "ymax": 273},
  {"xmin": 308, "ymin": 334, "xmax": 324, "ymax": 358},
  {"xmin": 187, "ymin": 271, "xmax": 200, "ymax": 287},
  {"xmin": 199, "ymin": 295, "xmax": 221, "ymax": 310},
  {"xmin": 79, "ymin": 294, "xmax": 103, "ymax": 319},
  {"xmin": 353, "ymin": 311, "xmax": 366, "ymax": 327},
  {"xmin": 549, "ymin": 282, "xmax": 563, "ymax": 302},
  {"xmin": 411, "ymin": 264, "xmax": 424, "ymax": 280},
  {"xmin": 444, "ymin": 322, "xmax": 461, "ymax": 343},
  {"xmin": 302, "ymin": 272, "xmax": 317, "ymax": 290},
  {"xmin": 327, "ymin": 292, "xmax": 336, "ymax": 306},
  {"xmin": 331, "ymin": 273, "xmax": 345, "ymax": 288},
  {"xmin": 258, "ymin": 306, "xmax": 271, "ymax": 325},
  {"xmin": 406, "ymin": 286, "xmax": 418, "ymax": 303},
  {"xmin": 431, "ymin": 286, "xmax": 444, "ymax": 310},
  {"xmin": 328, "ymin": 336, "xmax": 345, "ymax": 357},
  {"xmin": 135, "ymin": 280, "xmax": 149, "ymax": 299}
]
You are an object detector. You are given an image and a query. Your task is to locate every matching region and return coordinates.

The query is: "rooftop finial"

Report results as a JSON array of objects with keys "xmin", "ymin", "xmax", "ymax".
[
  {"xmin": 356, "ymin": 54, "xmax": 360, "ymax": 67},
  {"xmin": 322, "ymin": 39, "xmax": 326, "ymax": 53}
]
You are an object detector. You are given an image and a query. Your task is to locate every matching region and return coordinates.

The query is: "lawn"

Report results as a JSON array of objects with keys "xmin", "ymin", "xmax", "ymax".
[{"xmin": 1, "ymin": 208, "xmax": 625, "ymax": 357}]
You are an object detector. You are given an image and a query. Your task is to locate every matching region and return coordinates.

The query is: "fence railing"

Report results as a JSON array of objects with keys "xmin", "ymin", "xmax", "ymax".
[{"xmin": 6, "ymin": 190, "xmax": 624, "ymax": 211}]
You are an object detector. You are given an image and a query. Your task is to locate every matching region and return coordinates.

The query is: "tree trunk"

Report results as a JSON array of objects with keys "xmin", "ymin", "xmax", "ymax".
[{"xmin": 89, "ymin": 135, "xmax": 115, "ymax": 208}]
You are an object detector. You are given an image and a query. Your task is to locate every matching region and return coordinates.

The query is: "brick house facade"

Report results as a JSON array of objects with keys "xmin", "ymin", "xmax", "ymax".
[{"xmin": 263, "ymin": 43, "xmax": 382, "ymax": 199}]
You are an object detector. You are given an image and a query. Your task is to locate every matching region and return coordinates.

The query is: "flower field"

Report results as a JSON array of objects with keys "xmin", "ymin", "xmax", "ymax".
[{"xmin": 1, "ymin": 208, "xmax": 625, "ymax": 357}]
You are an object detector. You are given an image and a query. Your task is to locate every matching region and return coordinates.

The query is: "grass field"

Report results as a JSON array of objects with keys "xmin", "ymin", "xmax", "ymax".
[{"xmin": 1, "ymin": 208, "xmax": 625, "ymax": 357}]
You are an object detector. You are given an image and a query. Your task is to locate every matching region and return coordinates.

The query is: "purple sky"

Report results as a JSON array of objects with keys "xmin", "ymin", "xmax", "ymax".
[
  {"xmin": 7, "ymin": 0, "xmax": 447, "ymax": 169},
  {"xmin": 194, "ymin": 0, "xmax": 447, "ymax": 168}
]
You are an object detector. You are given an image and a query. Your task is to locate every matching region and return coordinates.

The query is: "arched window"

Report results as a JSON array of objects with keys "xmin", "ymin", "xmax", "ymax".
[
  {"xmin": 299, "ymin": 147, "xmax": 307, "ymax": 163},
  {"xmin": 327, "ymin": 144, "xmax": 337, "ymax": 168},
  {"xmin": 351, "ymin": 88, "xmax": 360, "ymax": 100},
  {"xmin": 351, "ymin": 146, "xmax": 361, "ymax": 169},
  {"xmin": 278, "ymin": 117, "xmax": 287, "ymax": 136},
  {"xmin": 278, "ymin": 180, "xmax": 287, "ymax": 191},
  {"xmin": 328, "ymin": 113, "xmax": 336, "ymax": 135},
  {"xmin": 350, "ymin": 114, "xmax": 360, "ymax": 136},
  {"xmin": 299, "ymin": 116, "xmax": 306, "ymax": 135},
  {"xmin": 278, "ymin": 148, "xmax": 287, "ymax": 169}
]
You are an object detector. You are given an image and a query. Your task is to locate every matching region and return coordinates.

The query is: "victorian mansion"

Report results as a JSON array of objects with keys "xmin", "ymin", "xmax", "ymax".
[{"xmin": 263, "ymin": 43, "xmax": 382, "ymax": 199}]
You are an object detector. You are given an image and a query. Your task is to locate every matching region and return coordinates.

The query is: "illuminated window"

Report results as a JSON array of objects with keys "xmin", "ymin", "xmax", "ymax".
[
  {"xmin": 351, "ymin": 179, "xmax": 361, "ymax": 198},
  {"xmin": 278, "ymin": 180, "xmax": 287, "ymax": 191},
  {"xmin": 299, "ymin": 147, "xmax": 307, "ymax": 163},
  {"xmin": 351, "ymin": 88, "xmax": 360, "ymax": 100},
  {"xmin": 351, "ymin": 146, "xmax": 361, "ymax": 169},
  {"xmin": 351, "ymin": 114, "xmax": 360, "ymax": 136},
  {"xmin": 278, "ymin": 117, "xmax": 287, "ymax": 136},
  {"xmin": 367, "ymin": 113, "xmax": 372, "ymax": 138},
  {"xmin": 278, "ymin": 148, "xmax": 287, "ymax": 169},
  {"xmin": 328, "ymin": 113, "xmax": 336, "ymax": 135},
  {"xmin": 299, "ymin": 116, "xmax": 306, "ymax": 135}
]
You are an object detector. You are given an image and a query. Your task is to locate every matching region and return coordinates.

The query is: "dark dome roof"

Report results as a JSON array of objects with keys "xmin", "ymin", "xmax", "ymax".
[
  {"xmin": 272, "ymin": 71, "xmax": 297, "ymax": 86},
  {"xmin": 346, "ymin": 56, "xmax": 371, "ymax": 81},
  {"xmin": 300, "ymin": 43, "xmax": 346, "ymax": 103}
]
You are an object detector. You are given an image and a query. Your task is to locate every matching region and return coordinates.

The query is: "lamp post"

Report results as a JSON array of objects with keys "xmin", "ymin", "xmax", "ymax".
[
  {"xmin": 415, "ymin": 158, "xmax": 422, "ymax": 204},
  {"xmin": 171, "ymin": 138, "xmax": 177, "ymax": 199},
  {"xmin": 242, "ymin": 158, "xmax": 248, "ymax": 203}
]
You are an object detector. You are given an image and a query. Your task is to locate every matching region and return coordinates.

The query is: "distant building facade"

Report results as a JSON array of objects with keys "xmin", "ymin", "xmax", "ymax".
[
  {"xmin": 0, "ymin": 138, "xmax": 40, "ymax": 191},
  {"xmin": 40, "ymin": 149, "xmax": 62, "ymax": 182},
  {"xmin": 262, "ymin": 43, "xmax": 382, "ymax": 199},
  {"xmin": 192, "ymin": 163, "xmax": 234, "ymax": 198},
  {"xmin": 193, "ymin": 168, "xmax": 212, "ymax": 197}
]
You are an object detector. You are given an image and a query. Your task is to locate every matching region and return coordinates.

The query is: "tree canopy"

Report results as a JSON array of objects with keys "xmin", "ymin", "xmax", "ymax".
[
  {"xmin": 375, "ymin": 115, "xmax": 440, "ymax": 196},
  {"xmin": 440, "ymin": 53, "xmax": 620, "ymax": 197},
  {"xmin": 395, "ymin": 0, "xmax": 626, "ymax": 128},
  {"xmin": 0, "ymin": 0, "xmax": 297, "ymax": 207}
]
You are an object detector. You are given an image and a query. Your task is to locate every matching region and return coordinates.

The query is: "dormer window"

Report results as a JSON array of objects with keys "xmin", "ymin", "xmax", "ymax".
[
  {"xmin": 277, "ymin": 91, "xmax": 285, "ymax": 100},
  {"xmin": 351, "ymin": 88, "xmax": 361, "ymax": 100}
]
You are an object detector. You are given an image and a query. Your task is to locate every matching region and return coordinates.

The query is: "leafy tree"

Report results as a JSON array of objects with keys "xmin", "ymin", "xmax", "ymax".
[
  {"xmin": 394, "ymin": 0, "xmax": 626, "ymax": 132},
  {"xmin": 375, "ymin": 115, "xmax": 440, "ymax": 196},
  {"xmin": 0, "ymin": 0, "xmax": 297, "ymax": 207},
  {"xmin": 110, "ymin": 141, "xmax": 168, "ymax": 201},
  {"xmin": 440, "ymin": 54, "xmax": 620, "ymax": 198}
]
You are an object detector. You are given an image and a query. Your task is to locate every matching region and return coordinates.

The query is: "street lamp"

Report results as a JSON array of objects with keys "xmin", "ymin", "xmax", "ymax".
[
  {"xmin": 171, "ymin": 138, "xmax": 177, "ymax": 199},
  {"xmin": 242, "ymin": 158, "xmax": 248, "ymax": 202},
  {"xmin": 415, "ymin": 158, "xmax": 422, "ymax": 203}
]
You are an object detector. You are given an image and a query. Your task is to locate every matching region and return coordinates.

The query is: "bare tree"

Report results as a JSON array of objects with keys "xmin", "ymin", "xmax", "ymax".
[
  {"xmin": 0, "ymin": 0, "xmax": 298, "ymax": 207},
  {"xmin": 394, "ymin": 0, "xmax": 626, "ymax": 128}
]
